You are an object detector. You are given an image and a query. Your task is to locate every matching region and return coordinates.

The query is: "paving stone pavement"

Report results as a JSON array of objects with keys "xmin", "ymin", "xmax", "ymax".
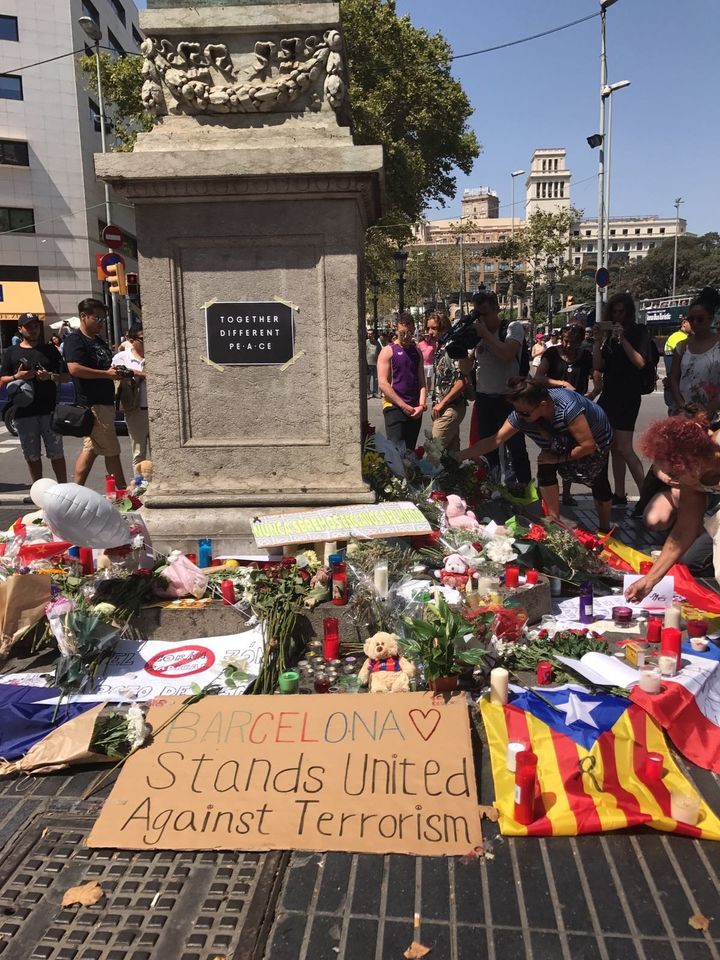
[{"xmin": 0, "ymin": 502, "xmax": 718, "ymax": 960}]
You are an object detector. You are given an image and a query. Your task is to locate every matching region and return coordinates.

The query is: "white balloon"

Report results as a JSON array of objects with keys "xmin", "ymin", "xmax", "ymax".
[
  {"xmin": 30, "ymin": 477, "xmax": 59, "ymax": 508},
  {"xmin": 43, "ymin": 483, "xmax": 131, "ymax": 548}
]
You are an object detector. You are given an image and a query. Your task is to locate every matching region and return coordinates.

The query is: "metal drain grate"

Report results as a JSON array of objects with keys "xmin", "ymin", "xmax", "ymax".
[{"xmin": 0, "ymin": 812, "xmax": 285, "ymax": 960}]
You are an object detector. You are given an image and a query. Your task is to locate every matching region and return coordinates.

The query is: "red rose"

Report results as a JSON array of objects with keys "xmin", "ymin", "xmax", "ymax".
[
  {"xmin": 475, "ymin": 465, "xmax": 488, "ymax": 481},
  {"xmin": 415, "ymin": 446, "xmax": 426, "ymax": 458},
  {"xmin": 430, "ymin": 491, "xmax": 447, "ymax": 502}
]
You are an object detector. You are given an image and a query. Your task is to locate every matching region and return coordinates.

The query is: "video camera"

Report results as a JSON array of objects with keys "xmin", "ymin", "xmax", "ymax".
[
  {"xmin": 440, "ymin": 309, "xmax": 479, "ymax": 359},
  {"xmin": 113, "ymin": 364, "xmax": 135, "ymax": 380}
]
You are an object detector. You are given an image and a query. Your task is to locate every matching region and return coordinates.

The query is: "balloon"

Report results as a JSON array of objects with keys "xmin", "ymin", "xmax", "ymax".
[
  {"xmin": 30, "ymin": 477, "xmax": 59, "ymax": 508},
  {"xmin": 42, "ymin": 483, "xmax": 131, "ymax": 549}
]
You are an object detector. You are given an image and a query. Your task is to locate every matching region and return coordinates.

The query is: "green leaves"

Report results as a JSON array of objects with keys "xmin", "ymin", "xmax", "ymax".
[{"xmin": 402, "ymin": 595, "xmax": 487, "ymax": 681}]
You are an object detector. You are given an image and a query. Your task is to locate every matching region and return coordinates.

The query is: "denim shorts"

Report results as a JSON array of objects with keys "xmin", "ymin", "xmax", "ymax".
[{"xmin": 14, "ymin": 414, "xmax": 64, "ymax": 462}]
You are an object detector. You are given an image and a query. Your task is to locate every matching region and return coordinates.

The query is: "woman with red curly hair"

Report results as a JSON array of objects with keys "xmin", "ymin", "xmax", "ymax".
[{"xmin": 625, "ymin": 414, "xmax": 720, "ymax": 602}]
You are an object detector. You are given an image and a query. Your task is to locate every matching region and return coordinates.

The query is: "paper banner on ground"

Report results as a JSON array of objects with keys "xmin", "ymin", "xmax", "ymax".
[
  {"xmin": 0, "ymin": 629, "xmax": 265, "ymax": 703},
  {"xmin": 87, "ymin": 692, "xmax": 482, "ymax": 857},
  {"xmin": 251, "ymin": 502, "xmax": 431, "ymax": 547}
]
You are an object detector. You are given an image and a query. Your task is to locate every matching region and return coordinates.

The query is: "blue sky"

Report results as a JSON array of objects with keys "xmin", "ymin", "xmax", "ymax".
[{"xmin": 135, "ymin": 0, "xmax": 719, "ymax": 234}]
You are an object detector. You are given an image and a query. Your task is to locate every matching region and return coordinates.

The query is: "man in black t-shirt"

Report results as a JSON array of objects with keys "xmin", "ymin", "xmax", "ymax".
[
  {"xmin": 0, "ymin": 313, "xmax": 69, "ymax": 483},
  {"xmin": 63, "ymin": 298, "xmax": 126, "ymax": 488}
]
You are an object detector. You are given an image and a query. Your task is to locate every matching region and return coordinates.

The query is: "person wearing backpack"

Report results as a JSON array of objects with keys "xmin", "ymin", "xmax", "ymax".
[
  {"xmin": 593, "ymin": 293, "xmax": 652, "ymax": 506},
  {"xmin": 472, "ymin": 291, "xmax": 531, "ymax": 495}
]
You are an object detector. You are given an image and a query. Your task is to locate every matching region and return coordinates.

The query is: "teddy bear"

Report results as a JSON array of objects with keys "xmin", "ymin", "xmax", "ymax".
[
  {"xmin": 445, "ymin": 494, "xmax": 480, "ymax": 531},
  {"xmin": 436, "ymin": 552, "xmax": 470, "ymax": 590},
  {"xmin": 358, "ymin": 632, "xmax": 416, "ymax": 693}
]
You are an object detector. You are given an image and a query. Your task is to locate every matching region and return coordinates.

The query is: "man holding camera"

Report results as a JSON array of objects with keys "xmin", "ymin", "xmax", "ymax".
[
  {"xmin": 63, "ymin": 298, "xmax": 127, "ymax": 488},
  {"xmin": 0, "ymin": 313, "xmax": 70, "ymax": 484}
]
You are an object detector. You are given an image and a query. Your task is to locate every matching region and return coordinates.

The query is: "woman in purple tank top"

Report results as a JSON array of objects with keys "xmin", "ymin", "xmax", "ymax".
[{"xmin": 377, "ymin": 314, "xmax": 427, "ymax": 449}]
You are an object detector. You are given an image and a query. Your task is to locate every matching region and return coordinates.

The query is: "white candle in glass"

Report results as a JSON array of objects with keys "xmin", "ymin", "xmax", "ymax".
[
  {"xmin": 670, "ymin": 791, "xmax": 701, "ymax": 825},
  {"xmin": 374, "ymin": 562, "xmax": 389, "ymax": 598},
  {"xmin": 664, "ymin": 605, "xmax": 682, "ymax": 629},
  {"xmin": 490, "ymin": 667, "xmax": 509, "ymax": 705},
  {"xmin": 638, "ymin": 666, "xmax": 662, "ymax": 694},
  {"xmin": 506, "ymin": 741, "xmax": 526, "ymax": 772},
  {"xmin": 658, "ymin": 654, "xmax": 677, "ymax": 677}
]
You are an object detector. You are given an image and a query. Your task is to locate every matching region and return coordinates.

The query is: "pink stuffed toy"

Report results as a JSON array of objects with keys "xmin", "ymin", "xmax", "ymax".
[{"xmin": 445, "ymin": 494, "xmax": 480, "ymax": 530}]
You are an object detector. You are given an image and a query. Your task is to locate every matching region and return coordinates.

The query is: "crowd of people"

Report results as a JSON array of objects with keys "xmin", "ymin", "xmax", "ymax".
[
  {"xmin": 367, "ymin": 285, "xmax": 720, "ymax": 584},
  {"xmin": 0, "ymin": 300, "xmax": 148, "ymax": 491}
]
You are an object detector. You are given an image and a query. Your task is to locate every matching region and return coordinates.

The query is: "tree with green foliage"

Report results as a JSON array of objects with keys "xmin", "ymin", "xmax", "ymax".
[
  {"xmin": 79, "ymin": 53, "xmax": 150, "ymax": 152},
  {"xmin": 613, "ymin": 233, "xmax": 720, "ymax": 299}
]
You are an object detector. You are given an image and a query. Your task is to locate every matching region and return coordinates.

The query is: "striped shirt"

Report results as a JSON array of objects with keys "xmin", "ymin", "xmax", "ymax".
[{"xmin": 508, "ymin": 388, "xmax": 613, "ymax": 452}]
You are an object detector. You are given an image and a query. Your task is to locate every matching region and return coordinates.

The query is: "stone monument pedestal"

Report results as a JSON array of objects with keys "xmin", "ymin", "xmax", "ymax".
[{"xmin": 96, "ymin": 1, "xmax": 383, "ymax": 554}]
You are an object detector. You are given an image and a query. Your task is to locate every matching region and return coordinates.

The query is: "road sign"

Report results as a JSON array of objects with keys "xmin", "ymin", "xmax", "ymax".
[
  {"xmin": 102, "ymin": 223, "xmax": 124, "ymax": 249},
  {"xmin": 595, "ymin": 267, "xmax": 610, "ymax": 289},
  {"xmin": 100, "ymin": 252, "xmax": 125, "ymax": 273}
]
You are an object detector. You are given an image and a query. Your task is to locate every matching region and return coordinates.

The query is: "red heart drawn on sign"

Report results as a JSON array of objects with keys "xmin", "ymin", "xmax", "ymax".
[{"xmin": 408, "ymin": 709, "xmax": 442, "ymax": 742}]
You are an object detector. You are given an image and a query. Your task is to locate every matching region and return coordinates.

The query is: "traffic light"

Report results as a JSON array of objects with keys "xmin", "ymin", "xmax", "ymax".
[{"xmin": 106, "ymin": 262, "xmax": 127, "ymax": 296}]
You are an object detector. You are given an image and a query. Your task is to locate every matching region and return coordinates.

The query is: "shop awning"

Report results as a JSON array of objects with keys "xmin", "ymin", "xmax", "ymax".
[{"xmin": 0, "ymin": 281, "xmax": 48, "ymax": 320}]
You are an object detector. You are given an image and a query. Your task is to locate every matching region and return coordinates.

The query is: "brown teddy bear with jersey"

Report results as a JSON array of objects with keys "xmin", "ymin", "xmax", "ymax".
[{"xmin": 358, "ymin": 631, "xmax": 416, "ymax": 693}]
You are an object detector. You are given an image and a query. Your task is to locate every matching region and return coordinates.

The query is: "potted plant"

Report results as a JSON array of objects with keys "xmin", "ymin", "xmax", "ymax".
[{"xmin": 401, "ymin": 593, "xmax": 487, "ymax": 691}]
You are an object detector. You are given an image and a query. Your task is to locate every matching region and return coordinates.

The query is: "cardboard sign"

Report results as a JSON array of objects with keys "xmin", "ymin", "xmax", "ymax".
[
  {"xmin": 622, "ymin": 575, "xmax": 675, "ymax": 610},
  {"xmin": 205, "ymin": 301, "xmax": 294, "ymax": 366},
  {"xmin": 252, "ymin": 502, "xmax": 432, "ymax": 547},
  {"xmin": 87, "ymin": 693, "xmax": 481, "ymax": 857}
]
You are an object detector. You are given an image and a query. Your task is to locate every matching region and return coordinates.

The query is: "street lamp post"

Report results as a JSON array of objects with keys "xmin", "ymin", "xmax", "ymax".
[
  {"xmin": 602, "ymin": 80, "xmax": 631, "ymax": 268},
  {"xmin": 510, "ymin": 169, "xmax": 525, "ymax": 320},
  {"xmin": 594, "ymin": 0, "xmax": 620, "ymax": 324},
  {"xmin": 672, "ymin": 197, "xmax": 683, "ymax": 297},
  {"xmin": 78, "ymin": 16, "xmax": 121, "ymax": 347},
  {"xmin": 370, "ymin": 277, "xmax": 380, "ymax": 337},
  {"xmin": 393, "ymin": 247, "xmax": 408, "ymax": 314}
]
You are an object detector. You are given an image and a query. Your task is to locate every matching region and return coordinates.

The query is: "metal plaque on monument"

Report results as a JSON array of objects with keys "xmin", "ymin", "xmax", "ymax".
[{"xmin": 96, "ymin": 0, "xmax": 383, "ymax": 553}]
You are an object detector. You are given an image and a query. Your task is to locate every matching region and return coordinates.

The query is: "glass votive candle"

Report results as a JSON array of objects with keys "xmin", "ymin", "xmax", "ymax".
[
  {"xmin": 690, "ymin": 636, "xmax": 710, "ymax": 652},
  {"xmin": 314, "ymin": 673, "xmax": 331, "ymax": 693},
  {"xmin": 646, "ymin": 617, "xmax": 663, "ymax": 643},
  {"xmin": 525, "ymin": 569, "xmax": 539, "ymax": 585},
  {"xmin": 612, "ymin": 606, "xmax": 633, "ymax": 627},
  {"xmin": 643, "ymin": 751, "xmax": 664, "ymax": 782},
  {"xmin": 307, "ymin": 639, "xmax": 324, "ymax": 653},
  {"xmin": 637, "ymin": 666, "xmax": 662, "ymax": 694},
  {"xmin": 536, "ymin": 660, "xmax": 553, "ymax": 685},
  {"xmin": 279, "ymin": 670, "xmax": 300, "ymax": 694},
  {"xmin": 658, "ymin": 654, "xmax": 677, "ymax": 678},
  {"xmin": 329, "ymin": 659, "xmax": 343, "ymax": 670},
  {"xmin": 342, "ymin": 656, "xmax": 358, "ymax": 674},
  {"xmin": 505, "ymin": 564, "xmax": 520, "ymax": 589},
  {"xmin": 670, "ymin": 791, "xmax": 701, "ymax": 826},
  {"xmin": 340, "ymin": 675, "xmax": 361, "ymax": 693},
  {"xmin": 323, "ymin": 617, "xmax": 340, "ymax": 660},
  {"xmin": 687, "ymin": 618, "xmax": 709, "ymax": 638}
]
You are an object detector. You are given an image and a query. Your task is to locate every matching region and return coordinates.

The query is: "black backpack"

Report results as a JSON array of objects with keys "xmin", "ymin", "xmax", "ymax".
[{"xmin": 499, "ymin": 320, "xmax": 530, "ymax": 377}]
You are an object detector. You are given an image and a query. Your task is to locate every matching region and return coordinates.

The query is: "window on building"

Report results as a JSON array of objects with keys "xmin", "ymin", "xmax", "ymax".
[
  {"xmin": 574, "ymin": 257, "xmax": 580, "ymax": 265},
  {"xmin": 560, "ymin": 182, "xmax": 565, "ymax": 197},
  {"xmin": 649, "ymin": 242, "xmax": 656, "ymax": 249},
  {"xmin": 110, "ymin": 0, "xmax": 126, "ymax": 26},
  {"xmin": 554, "ymin": 158, "xmax": 558, "ymax": 171},
  {"xmin": 610, "ymin": 229, "xmax": 616, "ymax": 236},
  {"xmin": 0, "ymin": 14, "xmax": 19, "ymax": 41},
  {"xmin": 635, "ymin": 228, "xmax": 640, "ymax": 235},
  {"xmin": 536, "ymin": 183, "xmax": 540, "ymax": 198},
  {"xmin": 82, "ymin": 0, "xmax": 100, "ymax": 25},
  {"xmin": 622, "ymin": 229, "xmax": 628, "ymax": 235},
  {"xmin": 636, "ymin": 242, "xmax": 642, "ymax": 250},
  {"xmin": 541, "ymin": 183, "xmax": 546, "ymax": 198},
  {"xmin": 660, "ymin": 227, "xmax": 665, "ymax": 234},
  {"xmin": 574, "ymin": 245, "xmax": 581, "ymax": 253},
  {"xmin": 0, "ymin": 139, "xmax": 29, "ymax": 166},
  {"xmin": 132, "ymin": 25, "xmax": 143, "ymax": 46},
  {"xmin": 542, "ymin": 160, "xmax": 546, "ymax": 172},
  {"xmin": 624, "ymin": 244, "xmax": 630, "ymax": 252},
  {"xmin": 0, "ymin": 207, "xmax": 35, "ymax": 233},
  {"xmin": 611, "ymin": 243, "xmax": 618, "ymax": 252},
  {"xmin": 647, "ymin": 228, "xmax": 653, "ymax": 234},
  {"xmin": 585, "ymin": 244, "xmax": 593, "ymax": 253},
  {"xmin": 0, "ymin": 264, "xmax": 39, "ymax": 281},
  {"xmin": 553, "ymin": 182, "xmax": 558, "ymax": 198},
  {"xmin": 108, "ymin": 29, "xmax": 125, "ymax": 56},
  {"xmin": 0, "ymin": 74, "xmax": 23, "ymax": 100},
  {"xmin": 572, "ymin": 229, "xmax": 579, "ymax": 236},
  {"xmin": 585, "ymin": 230, "xmax": 591, "ymax": 237}
]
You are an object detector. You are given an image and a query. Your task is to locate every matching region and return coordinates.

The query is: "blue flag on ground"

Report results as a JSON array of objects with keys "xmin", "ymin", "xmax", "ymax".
[{"xmin": 0, "ymin": 685, "xmax": 101, "ymax": 761}]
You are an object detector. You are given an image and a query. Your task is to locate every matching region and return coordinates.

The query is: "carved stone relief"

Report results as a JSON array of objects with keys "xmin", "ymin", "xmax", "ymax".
[{"xmin": 140, "ymin": 31, "xmax": 347, "ymax": 117}]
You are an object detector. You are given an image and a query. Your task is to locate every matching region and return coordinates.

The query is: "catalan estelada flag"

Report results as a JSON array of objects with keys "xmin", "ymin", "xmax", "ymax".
[{"xmin": 481, "ymin": 686, "xmax": 720, "ymax": 840}]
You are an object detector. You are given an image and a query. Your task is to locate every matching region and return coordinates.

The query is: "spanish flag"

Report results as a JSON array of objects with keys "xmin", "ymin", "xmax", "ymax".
[{"xmin": 481, "ymin": 686, "xmax": 720, "ymax": 840}]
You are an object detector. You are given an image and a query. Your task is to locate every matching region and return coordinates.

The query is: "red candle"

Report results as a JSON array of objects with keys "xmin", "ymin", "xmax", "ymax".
[
  {"xmin": 525, "ymin": 569, "xmax": 539, "ymax": 585},
  {"xmin": 220, "ymin": 580, "xmax": 236, "ymax": 605},
  {"xmin": 536, "ymin": 660, "xmax": 553, "ymax": 685},
  {"xmin": 514, "ymin": 750, "xmax": 538, "ymax": 825},
  {"xmin": 186, "ymin": 553, "xmax": 198, "ymax": 565},
  {"xmin": 79, "ymin": 547, "xmax": 94, "ymax": 575},
  {"xmin": 505, "ymin": 564, "xmax": 520, "ymax": 588},
  {"xmin": 644, "ymin": 752, "xmax": 664, "ymax": 783},
  {"xmin": 661, "ymin": 627, "xmax": 682, "ymax": 671},
  {"xmin": 645, "ymin": 617, "xmax": 662, "ymax": 644},
  {"xmin": 323, "ymin": 617, "xmax": 340, "ymax": 660},
  {"xmin": 687, "ymin": 618, "xmax": 709, "ymax": 638},
  {"xmin": 105, "ymin": 474, "xmax": 116, "ymax": 501}
]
